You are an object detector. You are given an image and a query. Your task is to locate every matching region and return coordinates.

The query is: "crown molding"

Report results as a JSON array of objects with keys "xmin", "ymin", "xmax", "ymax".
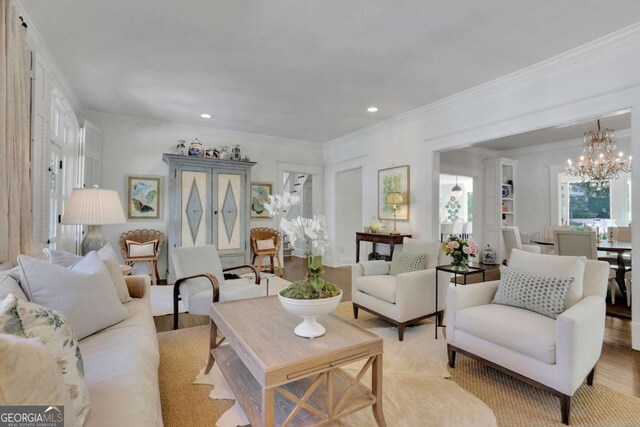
[
  {"xmin": 499, "ymin": 127, "xmax": 631, "ymax": 156},
  {"xmin": 82, "ymin": 109, "xmax": 322, "ymax": 149},
  {"xmin": 16, "ymin": 0, "xmax": 84, "ymax": 114},
  {"xmin": 325, "ymin": 22, "xmax": 640, "ymax": 148}
]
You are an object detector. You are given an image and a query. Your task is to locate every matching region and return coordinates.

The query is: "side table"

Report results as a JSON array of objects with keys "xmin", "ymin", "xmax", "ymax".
[{"xmin": 434, "ymin": 265, "xmax": 486, "ymax": 339}]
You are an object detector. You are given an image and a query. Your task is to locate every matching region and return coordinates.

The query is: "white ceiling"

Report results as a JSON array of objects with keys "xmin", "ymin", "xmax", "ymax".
[
  {"xmin": 21, "ymin": 1, "xmax": 640, "ymax": 142},
  {"xmin": 475, "ymin": 112, "xmax": 631, "ymax": 152}
]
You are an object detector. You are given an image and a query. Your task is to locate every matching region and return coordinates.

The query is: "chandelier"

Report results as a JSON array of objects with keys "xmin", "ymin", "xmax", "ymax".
[{"xmin": 566, "ymin": 120, "xmax": 631, "ymax": 185}]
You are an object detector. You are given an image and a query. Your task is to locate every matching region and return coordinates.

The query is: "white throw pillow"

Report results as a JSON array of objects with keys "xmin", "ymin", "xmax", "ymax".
[
  {"xmin": 0, "ymin": 274, "xmax": 28, "ymax": 301},
  {"xmin": 508, "ymin": 249, "xmax": 586, "ymax": 309},
  {"xmin": 359, "ymin": 260, "xmax": 390, "ymax": 276},
  {"xmin": 18, "ymin": 252, "xmax": 128, "ymax": 339},
  {"xmin": 256, "ymin": 239, "xmax": 276, "ymax": 251},
  {"xmin": 46, "ymin": 245, "xmax": 132, "ymax": 303},
  {"xmin": 402, "ymin": 238, "xmax": 441, "ymax": 269},
  {"xmin": 0, "ymin": 294, "xmax": 89, "ymax": 425},
  {"xmin": 0, "ymin": 334, "xmax": 78, "ymax": 427},
  {"xmin": 126, "ymin": 239, "xmax": 157, "ymax": 258}
]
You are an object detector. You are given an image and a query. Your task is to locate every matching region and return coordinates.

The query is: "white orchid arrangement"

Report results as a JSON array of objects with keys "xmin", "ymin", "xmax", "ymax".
[
  {"xmin": 264, "ymin": 192, "xmax": 332, "ymax": 294},
  {"xmin": 263, "ymin": 192, "xmax": 329, "ymax": 257}
]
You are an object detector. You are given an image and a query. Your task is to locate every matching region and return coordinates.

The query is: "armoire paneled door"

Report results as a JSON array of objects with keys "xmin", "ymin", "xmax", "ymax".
[{"xmin": 163, "ymin": 154, "xmax": 256, "ymax": 282}]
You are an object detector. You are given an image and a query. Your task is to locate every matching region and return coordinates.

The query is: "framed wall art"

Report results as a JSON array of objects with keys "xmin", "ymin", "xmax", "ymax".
[
  {"xmin": 126, "ymin": 175, "xmax": 161, "ymax": 220},
  {"xmin": 250, "ymin": 182, "xmax": 272, "ymax": 219},
  {"xmin": 378, "ymin": 165, "xmax": 410, "ymax": 220}
]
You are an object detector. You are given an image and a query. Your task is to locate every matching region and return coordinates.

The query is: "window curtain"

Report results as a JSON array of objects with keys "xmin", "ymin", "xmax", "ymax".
[{"xmin": 0, "ymin": 0, "xmax": 32, "ymax": 262}]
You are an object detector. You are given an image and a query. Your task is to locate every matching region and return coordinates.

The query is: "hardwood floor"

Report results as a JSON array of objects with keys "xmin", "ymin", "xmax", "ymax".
[{"xmin": 154, "ymin": 256, "xmax": 640, "ymax": 398}]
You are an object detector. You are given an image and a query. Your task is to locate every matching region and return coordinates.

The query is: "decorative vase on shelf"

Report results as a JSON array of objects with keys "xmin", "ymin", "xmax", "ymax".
[
  {"xmin": 481, "ymin": 244, "xmax": 496, "ymax": 265},
  {"xmin": 219, "ymin": 145, "xmax": 229, "ymax": 159},
  {"xmin": 188, "ymin": 138, "xmax": 203, "ymax": 156},
  {"xmin": 231, "ymin": 144, "xmax": 241, "ymax": 161},
  {"xmin": 176, "ymin": 140, "xmax": 187, "ymax": 156}
]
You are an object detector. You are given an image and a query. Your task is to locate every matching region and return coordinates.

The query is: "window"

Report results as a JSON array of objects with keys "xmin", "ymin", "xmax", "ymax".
[{"xmin": 568, "ymin": 182, "xmax": 610, "ymax": 224}]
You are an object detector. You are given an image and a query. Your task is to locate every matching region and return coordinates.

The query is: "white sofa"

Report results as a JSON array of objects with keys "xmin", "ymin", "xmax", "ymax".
[
  {"xmin": 0, "ymin": 272, "xmax": 163, "ymax": 426},
  {"xmin": 352, "ymin": 238, "xmax": 451, "ymax": 341},
  {"xmin": 446, "ymin": 250, "xmax": 609, "ymax": 425}
]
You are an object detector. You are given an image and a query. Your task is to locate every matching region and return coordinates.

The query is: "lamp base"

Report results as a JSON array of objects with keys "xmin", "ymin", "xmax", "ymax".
[
  {"xmin": 81, "ymin": 225, "xmax": 107, "ymax": 255},
  {"xmin": 389, "ymin": 229, "xmax": 401, "ymax": 236}
]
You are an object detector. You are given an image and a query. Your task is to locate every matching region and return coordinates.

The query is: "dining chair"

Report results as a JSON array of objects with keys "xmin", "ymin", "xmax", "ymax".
[
  {"xmin": 462, "ymin": 222, "xmax": 473, "ymax": 239},
  {"xmin": 451, "ymin": 221, "xmax": 464, "ymax": 237},
  {"xmin": 553, "ymin": 230, "xmax": 598, "ymax": 260},
  {"xmin": 606, "ymin": 227, "xmax": 632, "ymax": 305},
  {"xmin": 501, "ymin": 226, "xmax": 541, "ymax": 264},
  {"xmin": 440, "ymin": 223, "xmax": 454, "ymax": 242}
]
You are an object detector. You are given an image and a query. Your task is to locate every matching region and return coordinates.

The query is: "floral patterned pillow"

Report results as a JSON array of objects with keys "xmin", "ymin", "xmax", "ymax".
[{"xmin": 0, "ymin": 294, "xmax": 91, "ymax": 425}]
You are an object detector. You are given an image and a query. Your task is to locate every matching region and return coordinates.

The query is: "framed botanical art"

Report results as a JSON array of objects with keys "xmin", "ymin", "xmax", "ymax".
[
  {"xmin": 250, "ymin": 182, "xmax": 272, "ymax": 219},
  {"xmin": 127, "ymin": 175, "xmax": 161, "ymax": 220},
  {"xmin": 378, "ymin": 165, "xmax": 410, "ymax": 220}
]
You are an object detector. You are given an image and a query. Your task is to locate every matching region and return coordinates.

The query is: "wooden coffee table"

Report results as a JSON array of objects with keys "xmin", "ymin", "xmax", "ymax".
[{"xmin": 206, "ymin": 296, "xmax": 386, "ymax": 426}]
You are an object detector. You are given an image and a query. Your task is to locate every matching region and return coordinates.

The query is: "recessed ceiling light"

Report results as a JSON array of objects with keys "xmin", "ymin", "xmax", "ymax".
[
  {"xmin": 367, "ymin": 106, "xmax": 378, "ymax": 113},
  {"xmin": 200, "ymin": 113, "xmax": 212, "ymax": 119}
]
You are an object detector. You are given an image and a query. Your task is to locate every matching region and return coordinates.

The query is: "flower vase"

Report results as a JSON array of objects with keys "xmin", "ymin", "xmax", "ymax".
[{"xmin": 451, "ymin": 254, "xmax": 469, "ymax": 271}]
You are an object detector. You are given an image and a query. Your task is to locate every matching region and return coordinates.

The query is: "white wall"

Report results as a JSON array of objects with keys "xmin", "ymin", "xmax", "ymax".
[
  {"xmin": 335, "ymin": 168, "xmax": 363, "ymax": 265},
  {"xmin": 87, "ymin": 112, "xmax": 323, "ymax": 279}
]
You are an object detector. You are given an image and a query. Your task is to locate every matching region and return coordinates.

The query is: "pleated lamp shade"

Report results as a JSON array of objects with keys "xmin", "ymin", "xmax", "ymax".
[{"xmin": 62, "ymin": 187, "xmax": 126, "ymax": 225}]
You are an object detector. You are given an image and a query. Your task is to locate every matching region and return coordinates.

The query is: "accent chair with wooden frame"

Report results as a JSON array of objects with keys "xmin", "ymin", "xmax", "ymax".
[
  {"xmin": 250, "ymin": 227, "xmax": 284, "ymax": 277},
  {"xmin": 446, "ymin": 249, "xmax": 610, "ymax": 425},
  {"xmin": 171, "ymin": 245, "xmax": 263, "ymax": 330},
  {"xmin": 119, "ymin": 229, "xmax": 165, "ymax": 285}
]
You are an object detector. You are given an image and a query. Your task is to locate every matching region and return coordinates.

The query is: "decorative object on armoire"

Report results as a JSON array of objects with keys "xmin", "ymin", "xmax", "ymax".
[
  {"xmin": 62, "ymin": 186, "xmax": 126, "ymax": 255},
  {"xmin": 441, "ymin": 236, "xmax": 478, "ymax": 270},
  {"xmin": 188, "ymin": 138, "xmax": 203, "ymax": 156},
  {"xmin": 176, "ymin": 140, "xmax": 187, "ymax": 156},
  {"xmin": 162, "ymin": 154, "xmax": 256, "ymax": 281},
  {"xmin": 119, "ymin": 229, "xmax": 164, "ymax": 286},
  {"xmin": 264, "ymin": 193, "xmax": 341, "ymax": 338},
  {"xmin": 219, "ymin": 145, "xmax": 229, "ymax": 159},
  {"xmin": 204, "ymin": 148, "xmax": 215, "ymax": 158},
  {"xmin": 126, "ymin": 176, "xmax": 161, "ymax": 220},
  {"xmin": 378, "ymin": 165, "xmax": 410, "ymax": 221},
  {"xmin": 451, "ymin": 176, "xmax": 463, "ymax": 198},
  {"xmin": 566, "ymin": 119, "xmax": 632, "ymax": 186},
  {"xmin": 481, "ymin": 244, "xmax": 497, "ymax": 265},
  {"xmin": 250, "ymin": 182, "xmax": 272, "ymax": 219},
  {"xmin": 242, "ymin": 156, "xmax": 250, "ymax": 162},
  {"xmin": 231, "ymin": 144, "xmax": 241, "ymax": 161},
  {"xmin": 384, "ymin": 191, "xmax": 404, "ymax": 235}
]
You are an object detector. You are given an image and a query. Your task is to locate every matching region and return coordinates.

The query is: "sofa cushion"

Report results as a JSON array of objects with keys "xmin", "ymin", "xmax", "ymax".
[
  {"xmin": 18, "ymin": 253, "xmax": 128, "ymax": 340},
  {"xmin": 0, "ymin": 334, "xmax": 78, "ymax": 427},
  {"xmin": 508, "ymin": 249, "xmax": 585, "ymax": 309},
  {"xmin": 403, "ymin": 238, "xmax": 441, "ymax": 269},
  {"xmin": 0, "ymin": 274, "xmax": 27, "ymax": 301},
  {"xmin": 80, "ymin": 298, "xmax": 162, "ymax": 427},
  {"xmin": 189, "ymin": 283, "xmax": 267, "ymax": 315},
  {"xmin": 390, "ymin": 251, "xmax": 426, "ymax": 276},
  {"xmin": 493, "ymin": 265, "xmax": 574, "ymax": 319},
  {"xmin": 455, "ymin": 304, "xmax": 556, "ymax": 364},
  {"xmin": 359, "ymin": 260, "xmax": 390, "ymax": 276},
  {"xmin": 0, "ymin": 294, "xmax": 91, "ymax": 424},
  {"xmin": 354, "ymin": 275, "xmax": 397, "ymax": 304}
]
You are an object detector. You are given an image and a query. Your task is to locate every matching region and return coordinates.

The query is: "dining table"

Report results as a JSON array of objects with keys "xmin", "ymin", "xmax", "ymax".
[{"xmin": 531, "ymin": 238, "xmax": 632, "ymax": 299}]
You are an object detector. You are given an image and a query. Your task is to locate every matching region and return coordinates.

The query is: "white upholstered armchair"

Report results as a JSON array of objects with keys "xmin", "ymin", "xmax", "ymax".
[
  {"xmin": 352, "ymin": 238, "xmax": 451, "ymax": 341},
  {"xmin": 446, "ymin": 249, "xmax": 609, "ymax": 424},
  {"xmin": 171, "ymin": 245, "xmax": 266, "ymax": 329}
]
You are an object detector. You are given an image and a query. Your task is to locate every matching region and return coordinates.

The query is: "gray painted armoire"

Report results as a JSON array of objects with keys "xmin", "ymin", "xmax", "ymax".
[{"xmin": 163, "ymin": 154, "xmax": 256, "ymax": 281}]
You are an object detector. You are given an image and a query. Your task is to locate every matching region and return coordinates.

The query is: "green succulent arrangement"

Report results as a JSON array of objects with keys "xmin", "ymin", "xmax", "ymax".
[{"xmin": 280, "ymin": 280, "xmax": 341, "ymax": 299}]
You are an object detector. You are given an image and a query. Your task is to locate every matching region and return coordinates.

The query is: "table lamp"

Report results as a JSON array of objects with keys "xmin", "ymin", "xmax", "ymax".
[
  {"xmin": 384, "ymin": 192, "xmax": 404, "ymax": 236},
  {"xmin": 62, "ymin": 186, "xmax": 126, "ymax": 255}
]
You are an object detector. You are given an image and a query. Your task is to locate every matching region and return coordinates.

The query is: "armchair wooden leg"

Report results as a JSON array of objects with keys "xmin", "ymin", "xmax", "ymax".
[
  {"xmin": 173, "ymin": 285, "xmax": 180, "ymax": 330},
  {"xmin": 275, "ymin": 254, "xmax": 284, "ymax": 278},
  {"xmin": 447, "ymin": 344, "xmax": 456, "ymax": 368},
  {"xmin": 436, "ymin": 310, "xmax": 444, "ymax": 326},
  {"xmin": 154, "ymin": 260, "xmax": 160, "ymax": 285},
  {"xmin": 587, "ymin": 367, "xmax": 595, "ymax": 386},
  {"xmin": 149, "ymin": 260, "xmax": 157, "ymax": 286},
  {"xmin": 398, "ymin": 324, "xmax": 405, "ymax": 342},
  {"xmin": 269, "ymin": 255, "xmax": 275, "ymax": 274},
  {"xmin": 352, "ymin": 304, "xmax": 359, "ymax": 319},
  {"xmin": 256, "ymin": 256, "xmax": 263, "ymax": 275},
  {"xmin": 560, "ymin": 394, "xmax": 571, "ymax": 425}
]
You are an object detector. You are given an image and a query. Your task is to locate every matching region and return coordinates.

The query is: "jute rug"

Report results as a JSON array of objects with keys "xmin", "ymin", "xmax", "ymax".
[{"xmin": 158, "ymin": 302, "xmax": 640, "ymax": 426}]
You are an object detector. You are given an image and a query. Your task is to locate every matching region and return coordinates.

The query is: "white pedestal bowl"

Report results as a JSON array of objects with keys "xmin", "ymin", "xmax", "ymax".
[{"xmin": 278, "ymin": 291, "xmax": 343, "ymax": 338}]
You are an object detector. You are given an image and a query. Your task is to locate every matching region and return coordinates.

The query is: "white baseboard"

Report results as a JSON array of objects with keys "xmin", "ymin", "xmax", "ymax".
[{"xmin": 632, "ymin": 321, "xmax": 640, "ymax": 351}]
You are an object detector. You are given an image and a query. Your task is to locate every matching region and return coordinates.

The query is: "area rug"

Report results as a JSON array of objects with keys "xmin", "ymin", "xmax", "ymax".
[
  {"xmin": 151, "ymin": 277, "xmax": 291, "ymax": 317},
  {"xmin": 158, "ymin": 302, "xmax": 640, "ymax": 426}
]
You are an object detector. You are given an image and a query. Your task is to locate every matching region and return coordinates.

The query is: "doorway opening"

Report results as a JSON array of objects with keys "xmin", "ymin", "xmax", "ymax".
[
  {"xmin": 439, "ymin": 174, "xmax": 473, "ymax": 241},
  {"xmin": 335, "ymin": 168, "xmax": 363, "ymax": 265}
]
